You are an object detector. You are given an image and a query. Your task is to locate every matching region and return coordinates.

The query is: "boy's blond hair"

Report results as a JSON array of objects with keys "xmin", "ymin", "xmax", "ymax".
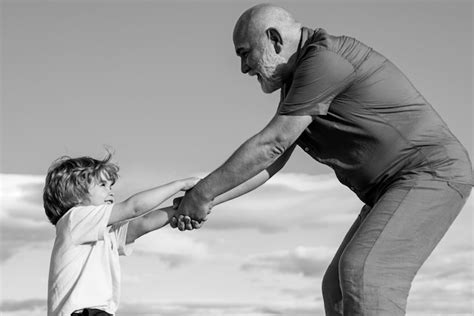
[{"xmin": 43, "ymin": 153, "xmax": 119, "ymax": 225}]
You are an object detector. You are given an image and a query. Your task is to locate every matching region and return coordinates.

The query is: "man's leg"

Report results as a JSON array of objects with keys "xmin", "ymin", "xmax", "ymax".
[
  {"xmin": 322, "ymin": 205, "xmax": 371, "ymax": 315},
  {"xmin": 339, "ymin": 179, "xmax": 471, "ymax": 315}
]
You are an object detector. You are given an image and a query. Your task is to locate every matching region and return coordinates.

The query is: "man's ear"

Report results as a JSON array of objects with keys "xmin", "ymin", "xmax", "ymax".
[{"xmin": 266, "ymin": 28, "xmax": 283, "ymax": 54}]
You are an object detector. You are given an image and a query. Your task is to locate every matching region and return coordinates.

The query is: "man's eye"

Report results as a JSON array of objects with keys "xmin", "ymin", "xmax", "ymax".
[{"xmin": 238, "ymin": 51, "xmax": 248, "ymax": 58}]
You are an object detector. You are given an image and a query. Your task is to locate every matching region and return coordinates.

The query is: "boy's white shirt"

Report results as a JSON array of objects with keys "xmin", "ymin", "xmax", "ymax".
[{"xmin": 47, "ymin": 204, "xmax": 133, "ymax": 316}]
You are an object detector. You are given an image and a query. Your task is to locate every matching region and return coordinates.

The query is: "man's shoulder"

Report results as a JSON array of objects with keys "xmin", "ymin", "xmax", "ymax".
[
  {"xmin": 303, "ymin": 28, "xmax": 342, "ymax": 50},
  {"xmin": 296, "ymin": 28, "xmax": 343, "ymax": 66},
  {"xmin": 306, "ymin": 28, "xmax": 368, "ymax": 53},
  {"xmin": 299, "ymin": 28, "xmax": 377, "ymax": 73}
]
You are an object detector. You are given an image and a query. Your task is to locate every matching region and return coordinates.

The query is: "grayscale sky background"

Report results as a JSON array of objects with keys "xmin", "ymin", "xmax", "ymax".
[{"xmin": 1, "ymin": 1, "xmax": 472, "ymax": 315}]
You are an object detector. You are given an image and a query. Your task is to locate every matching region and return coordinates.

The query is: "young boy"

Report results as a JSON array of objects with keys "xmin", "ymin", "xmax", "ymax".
[{"xmin": 43, "ymin": 153, "xmax": 199, "ymax": 316}]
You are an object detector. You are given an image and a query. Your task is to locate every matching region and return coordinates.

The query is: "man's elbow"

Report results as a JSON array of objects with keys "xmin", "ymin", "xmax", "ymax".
[
  {"xmin": 266, "ymin": 143, "xmax": 295, "ymax": 177},
  {"xmin": 266, "ymin": 143, "xmax": 285, "ymax": 160},
  {"xmin": 252, "ymin": 132, "xmax": 294, "ymax": 163},
  {"xmin": 264, "ymin": 137, "xmax": 291, "ymax": 160}
]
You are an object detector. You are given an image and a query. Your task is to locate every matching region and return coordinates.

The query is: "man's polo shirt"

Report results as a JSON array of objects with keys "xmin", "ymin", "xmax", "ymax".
[{"xmin": 278, "ymin": 28, "xmax": 473, "ymax": 205}]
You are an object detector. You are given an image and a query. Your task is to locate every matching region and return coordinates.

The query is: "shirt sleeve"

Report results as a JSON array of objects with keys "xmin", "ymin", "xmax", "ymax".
[
  {"xmin": 278, "ymin": 46, "xmax": 354, "ymax": 116},
  {"xmin": 110, "ymin": 221, "xmax": 134, "ymax": 256},
  {"xmin": 68, "ymin": 204, "xmax": 113, "ymax": 245}
]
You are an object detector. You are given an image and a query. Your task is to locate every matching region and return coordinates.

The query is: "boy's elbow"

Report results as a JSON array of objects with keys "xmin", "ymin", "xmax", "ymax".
[{"xmin": 120, "ymin": 198, "xmax": 142, "ymax": 219}]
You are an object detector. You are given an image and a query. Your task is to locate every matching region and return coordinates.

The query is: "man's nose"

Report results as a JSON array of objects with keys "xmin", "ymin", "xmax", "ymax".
[{"xmin": 241, "ymin": 59, "xmax": 250, "ymax": 74}]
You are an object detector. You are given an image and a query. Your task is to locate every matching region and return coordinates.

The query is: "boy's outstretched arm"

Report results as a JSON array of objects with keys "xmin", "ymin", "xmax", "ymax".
[
  {"xmin": 125, "ymin": 206, "xmax": 175, "ymax": 243},
  {"xmin": 108, "ymin": 177, "xmax": 199, "ymax": 226}
]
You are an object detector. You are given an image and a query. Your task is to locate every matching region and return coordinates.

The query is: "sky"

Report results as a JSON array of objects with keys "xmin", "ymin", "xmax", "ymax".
[{"xmin": 1, "ymin": 0, "xmax": 473, "ymax": 315}]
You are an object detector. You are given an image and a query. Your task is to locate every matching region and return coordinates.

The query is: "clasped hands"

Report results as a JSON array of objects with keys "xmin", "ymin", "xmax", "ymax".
[{"xmin": 170, "ymin": 189, "xmax": 213, "ymax": 231}]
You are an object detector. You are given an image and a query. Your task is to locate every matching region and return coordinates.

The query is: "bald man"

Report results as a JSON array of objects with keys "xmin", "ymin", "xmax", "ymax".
[{"xmin": 171, "ymin": 4, "xmax": 473, "ymax": 315}]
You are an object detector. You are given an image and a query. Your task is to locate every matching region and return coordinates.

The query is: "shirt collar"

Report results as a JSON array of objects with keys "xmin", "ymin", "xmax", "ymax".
[
  {"xmin": 281, "ymin": 27, "xmax": 315, "ymax": 97},
  {"xmin": 296, "ymin": 27, "xmax": 316, "ymax": 60}
]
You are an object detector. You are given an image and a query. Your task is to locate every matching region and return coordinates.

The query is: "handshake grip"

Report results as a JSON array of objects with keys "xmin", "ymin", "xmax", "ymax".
[
  {"xmin": 170, "ymin": 196, "xmax": 209, "ymax": 231},
  {"xmin": 172, "ymin": 196, "xmax": 183, "ymax": 210}
]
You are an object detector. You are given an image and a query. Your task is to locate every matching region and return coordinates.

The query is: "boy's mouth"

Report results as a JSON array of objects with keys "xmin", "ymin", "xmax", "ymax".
[{"xmin": 105, "ymin": 197, "xmax": 114, "ymax": 204}]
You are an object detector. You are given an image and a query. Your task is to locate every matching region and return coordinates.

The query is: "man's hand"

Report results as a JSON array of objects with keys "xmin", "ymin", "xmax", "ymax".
[
  {"xmin": 170, "ymin": 191, "xmax": 212, "ymax": 231},
  {"xmin": 170, "ymin": 196, "xmax": 204, "ymax": 230}
]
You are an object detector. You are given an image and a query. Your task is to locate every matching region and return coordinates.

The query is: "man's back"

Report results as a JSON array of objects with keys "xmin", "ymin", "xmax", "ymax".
[{"xmin": 280, "ymin": 28, "xmax": 472, "ymax": 204}]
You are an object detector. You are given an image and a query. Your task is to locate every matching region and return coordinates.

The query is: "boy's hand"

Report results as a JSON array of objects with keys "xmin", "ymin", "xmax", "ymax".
[
  {"xmin": 179, "ymin": 177, "xmax": 201, "ymax": 191},
  {"xmin": 170, "ymin": 215, "xmax": 203, "ymax": 230}
]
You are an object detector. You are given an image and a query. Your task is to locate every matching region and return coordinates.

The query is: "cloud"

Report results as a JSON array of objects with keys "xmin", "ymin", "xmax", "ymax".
[
  {"xmin": 408, "ymin": 244, "xmax": 474, "ymax": 314},
  {"xmin": 0, "ymin": 173, "xmax": 210, "ymax": 266},
  {"xmin": 0, "ymin": 174, "xmax": 53, "ymax": 262},
  {"xmin": 0, "ymin": 174, "xmax": 46, "ymax": 220},
  {"xmin": 132, "ymin": 229, "xmax": 209, "ymax": 267},
  {"xmin": 0, "ymin": 172, "xmax": 361, "ymax": 261},
  {"xmin": 207, "ymin": 173, "xmax": 362, "ymax": 233},
  {"xmin": 0, "ymin": 299, "xmax": 46, "ymax": 312},
  {"xmin": 265, "ymin": 173, "xmax": 341, "ymax": 192},
  {"xmin": 241, "ymin": 246, "xmax": 334, "ymax": 278},
  {"xmin": 280, "ymin": 286, "xmax": 322, "ymax": 300},
  {"xmin": 1, "ymin": 174, "xmax": 472, "ymax": 316}
]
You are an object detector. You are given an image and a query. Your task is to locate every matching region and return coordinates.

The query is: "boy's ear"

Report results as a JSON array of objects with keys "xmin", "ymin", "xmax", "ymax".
[{"xmin": 266, "ymin": 28, "xmax": 283, "ymax": 54}]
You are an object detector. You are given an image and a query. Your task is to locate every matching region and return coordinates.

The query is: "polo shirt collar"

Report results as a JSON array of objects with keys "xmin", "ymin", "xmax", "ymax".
[{"xmin": 297, "ymin": 27, "xmax": 316, "ymax": 60}]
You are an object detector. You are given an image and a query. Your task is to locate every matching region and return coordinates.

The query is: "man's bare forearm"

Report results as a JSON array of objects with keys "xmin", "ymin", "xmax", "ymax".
[{"xmin": 191, "ymin": 132, "xmax": 284, "ymax": 204}]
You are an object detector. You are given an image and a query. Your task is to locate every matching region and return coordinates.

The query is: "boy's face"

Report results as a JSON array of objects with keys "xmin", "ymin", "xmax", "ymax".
[{"xmin": 86, "ymin": 176, "xmax": 115, "ymax": 206}]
